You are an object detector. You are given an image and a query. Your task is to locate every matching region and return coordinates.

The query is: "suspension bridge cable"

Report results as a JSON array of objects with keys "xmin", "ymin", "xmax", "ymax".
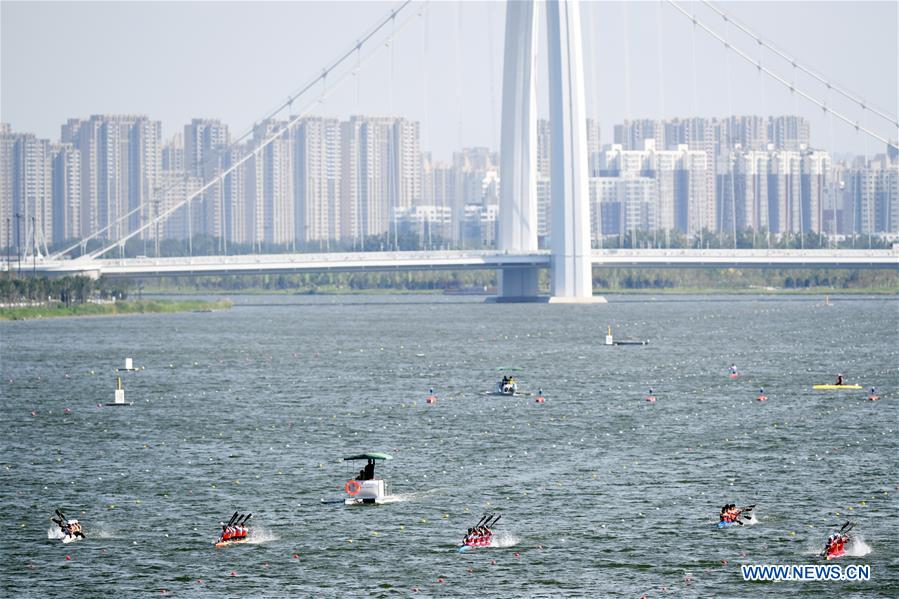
[
  {"xmin": 83, "ymin": 1, "xmax": 425, "ymax": 261},
  {"xmin": 700, "ymin": 0, "xmax": 898, "ymax": 128},
  {"xmin": 51, "ymin": 0, "xmax": 416, "ymax": 260},
  {"xmin": 724, "ymin": 15, "xmax": 737, "ymax": 248},
  {"xmin": 588, "ymin": 1, "xmax": 602, "ymax": 248},
  {"xmin": 666, "ymin": 0, "xmax": 898, "ymax": 151}
]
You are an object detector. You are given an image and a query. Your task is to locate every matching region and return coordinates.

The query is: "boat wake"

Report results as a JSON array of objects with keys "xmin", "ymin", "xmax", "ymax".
[
  {"xmin": 47, "ymin": 527, "xmax": 64, "ymax": 540},
  {"xmin": 246, "ymin": 527, "xmax": 279, "ymax": 544},
  {"xmin": 489, "ymin": 531, "xmax": 519, "ymax": 548},
  {"xmin": 846, "ymin": 535, "xmax": 872, "ymax": 557},
  {"xmin": 382, "ymin": 493, "xmax": 413, "ymax": 503}
]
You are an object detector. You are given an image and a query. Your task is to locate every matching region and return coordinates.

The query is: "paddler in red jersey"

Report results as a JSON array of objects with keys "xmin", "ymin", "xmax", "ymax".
[
  {"xmin": 719, "ymin": 504, "xmax": 745, "ymax": 523},
  {"xmin": 462, "ymin": 514, "xmax": 500, "ymax": 547},
  {"xmin": 821, "ymin": 522, "xmax": 854, "ymax": 558}
]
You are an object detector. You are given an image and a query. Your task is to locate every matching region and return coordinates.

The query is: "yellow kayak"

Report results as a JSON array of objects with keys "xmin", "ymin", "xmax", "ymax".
[{"xmin": 812, "ymin": 384, "xmax": 863, "ymax": 390}]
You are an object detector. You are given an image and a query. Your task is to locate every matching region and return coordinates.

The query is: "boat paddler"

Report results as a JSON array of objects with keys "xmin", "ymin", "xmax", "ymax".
[{"xmin": 835, "ymin": 374, "xmax": 845, "ymax": 386}]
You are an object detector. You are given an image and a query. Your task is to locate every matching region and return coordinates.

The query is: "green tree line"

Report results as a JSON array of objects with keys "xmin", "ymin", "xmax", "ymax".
[
  {"xmin": 140, "ymin": 267, "xmax": 896, "ymax": 294},
  {"xmin": 0, "ymin": 276, "xmax": 131, "ymax": 305}
]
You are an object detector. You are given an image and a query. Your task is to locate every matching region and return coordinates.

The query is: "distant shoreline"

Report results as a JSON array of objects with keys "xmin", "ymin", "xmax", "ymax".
[
  {"xmin": 0, "ymin": 299, "xmax": 232, "ymax": 321},
  {"xmin": 136, "ymin": 287, "xmax": 897, "ymax": 297}
]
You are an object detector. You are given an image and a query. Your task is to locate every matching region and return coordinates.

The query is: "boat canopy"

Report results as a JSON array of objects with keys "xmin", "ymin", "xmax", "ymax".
[{"xmin": 343, "ymin": 452, "xmax": 393, "ymax": 461}]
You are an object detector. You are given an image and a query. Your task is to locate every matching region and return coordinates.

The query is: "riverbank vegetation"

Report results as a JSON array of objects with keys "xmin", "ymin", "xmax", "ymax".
[
  {"xmin": 137, "ymin": 267, "xmax": 897, "ymax": 295},
  {"xmin": 0, "ymin": 299, "xmax": 232, "ymax": 321},
  {"xmin": 0, "ymin": 276, "xmax": 230, "ymax": 320}
]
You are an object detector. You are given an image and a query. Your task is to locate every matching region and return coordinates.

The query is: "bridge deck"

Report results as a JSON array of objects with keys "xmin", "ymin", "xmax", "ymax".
[{"xmin": 9, "ymin": 248, "xmax": 897, "ymax": 278}]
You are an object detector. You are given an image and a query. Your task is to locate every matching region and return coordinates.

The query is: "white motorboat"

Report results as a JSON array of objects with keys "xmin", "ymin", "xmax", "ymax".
[{"xmin": 343, "ymin": 452, "xmax": 398, "ymax": 505}]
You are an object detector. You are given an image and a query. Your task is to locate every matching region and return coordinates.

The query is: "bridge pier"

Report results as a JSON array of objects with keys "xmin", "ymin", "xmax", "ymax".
[
  {"xmin": 494, "ymin": 0, "xmax": 604, "ymax": 303},
  {"xmin": 546, "ymin": 0, "xmax": 603, "ymax": 304},
  {"xmin": 494, "ymin": 0, "xmax": 543, "ymax": 303},
  {"xmin": 493, "ymin": 267, "xmax": 542, "ymax": 303}
]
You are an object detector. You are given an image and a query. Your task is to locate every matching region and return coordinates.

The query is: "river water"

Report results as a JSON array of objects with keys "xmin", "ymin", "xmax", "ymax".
[{"xmin": 2, "ymin": 294, "xmax": 897, "ymax": 597}]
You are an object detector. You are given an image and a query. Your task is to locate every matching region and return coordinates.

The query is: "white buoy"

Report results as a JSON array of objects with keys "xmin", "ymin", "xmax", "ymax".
[
  {"xmin": 107, "ymin": 376, "xmax": 133, "ymax": 406},
  {"xmin": 605, "ymin": 326, "xmax": 614, "ymax": 346},
  {"xmin": 114, "ymin": 376, "xmax": 125, "ymax": 404}
]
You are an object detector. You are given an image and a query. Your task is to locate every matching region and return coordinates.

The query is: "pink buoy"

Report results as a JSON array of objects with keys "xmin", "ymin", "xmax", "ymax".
[
  {"xmin": 230, "ymin": 571, "xmax": 236, "ymax": 577},
  {"xmin": 425, "ymin": 396, "xmax": 437, "ymax": 404},
  {"xmin": 65, "ymin": 555, "xmax": 71, "ymax": 561}
]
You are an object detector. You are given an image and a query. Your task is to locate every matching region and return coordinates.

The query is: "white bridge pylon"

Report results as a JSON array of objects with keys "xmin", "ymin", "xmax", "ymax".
[{"xmin": 498, "ymin": 0, "xmax": 599, "ymax": 302}]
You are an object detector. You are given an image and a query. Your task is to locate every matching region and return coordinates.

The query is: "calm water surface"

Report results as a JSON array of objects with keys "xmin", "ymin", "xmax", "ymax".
[{"xmin": 2, "ymin": 294, "xmax": 897, "ymax": 597}]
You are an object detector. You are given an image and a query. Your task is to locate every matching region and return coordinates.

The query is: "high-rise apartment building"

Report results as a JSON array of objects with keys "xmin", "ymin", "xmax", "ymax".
[
  {"xmin": 599, "ymin": 140, "xmax": 710, "ymax": 237},
  {"xmin": 51, "ymin": 143, "xmax": 82, "ymax": 243},
  {"xmin": 0, "ymin": 124, "xmax": 14, "ymax": 250},
  {"xmin": 184, "ymin": 119, "xmax": 230, "ymax": 240},
  {"xmin": 61, "ymin": 115, "xmax": 161, "ymax": 241},
  {"xmin": 293, "ymin": 117, "xmax": 341, "ymax": 244},
  {"xmin": 339, "ymin": 116, "xmax": 421, "ymax": 244},
  {"xmin": 162, "ymin": 134, "xmax": 184, "ymax": 173},
  {"xmin": 2, "ymin": 130, "xmax": 54, "ymax": 250},
  {"xmin": 247, "ymin": 120, "xmax": 293, "ymax": 247},
  {"xmin": 769, "ymin": 116, "xmax": 811, "ymax": 151},
  {"xmin": 718, "ymin": 150, "xmax": 770, "ymax": 233}
]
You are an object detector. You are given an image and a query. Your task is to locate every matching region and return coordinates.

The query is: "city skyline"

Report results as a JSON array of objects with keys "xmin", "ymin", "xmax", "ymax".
[
  {"xmin": 3, "ymin": 110, "xmax": 896, "ymax": 257},
  {"xmin": 1, "ymin": 1, "xmax": 896, "ymax": 160}
]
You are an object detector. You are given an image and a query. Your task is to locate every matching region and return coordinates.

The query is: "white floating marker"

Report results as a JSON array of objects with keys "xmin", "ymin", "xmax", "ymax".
[
  {"xmin": 118, "ymin": 357, "xmax": 138, "ymax": 372},
  {"xmin": 107, "ymin": 376, "xmax": 133, "ymax": 406}
]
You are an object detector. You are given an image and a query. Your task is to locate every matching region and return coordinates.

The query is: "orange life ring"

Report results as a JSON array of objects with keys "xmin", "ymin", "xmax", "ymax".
[{"xmin": 345, "ymin": 480, "xmax": 362, "ymax": 496}]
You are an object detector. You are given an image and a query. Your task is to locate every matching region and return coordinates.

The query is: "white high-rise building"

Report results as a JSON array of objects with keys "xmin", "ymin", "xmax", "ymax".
[
  {"xmin": 248, "ymin": 120, "xmax": 293, "ymax": 247},
  {"xmin": 51, "ymin": 143, "xmax": 81, "ymax": 244},
  {"xmin": 420, "ymin": 155, "xmax": 454, "ymax": 242},
  {"xmin": 184, "ymin": 119, "xmax": 230, "ymax": 240},
  {"xmin": 162, "ymin": 134, "xmax": 184, "ymax": 173},
  {"xmin": 599, "ymin": 141, "xmax": 709, "ymax": 237},
  {"xmin": 2, "ymin": 130, "xmax": 54, "ymax": 250},
  {"xmin": 719, "ymin": 149, "xmax": 771, "ymax": 233},
  {"xmin": 340, "ymin": 116, "xmax": 421, "ymax": 245},
  {"xmin": 293, "ymin": 117, "xmax": 341, "ymax": 244},
  {"xmin": 62, "ymin": 115, "xmax": 161, "ymax": 242},
  {"xmin": 0, "ymin": 124, "xmax": 15, "ymax": 250},
  {"xmin": 221, "ymin": 146, "xmax": 248, "ymax": 246},
  {"xmin": 589, "ymin": 175, "xmax": 658, "ymax": 240}
]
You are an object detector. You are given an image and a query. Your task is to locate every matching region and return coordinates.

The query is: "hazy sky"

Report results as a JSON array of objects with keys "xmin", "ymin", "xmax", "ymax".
[{"xmin": 2, "ymin": 1, "xmax": 896, "ymax": 159}]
